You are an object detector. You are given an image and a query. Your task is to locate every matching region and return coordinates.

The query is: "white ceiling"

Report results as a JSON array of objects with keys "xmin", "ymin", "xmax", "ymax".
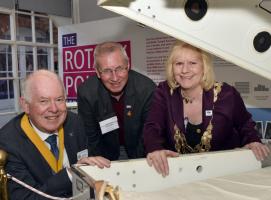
[{"xmin": 79, "ymin": 0, "xmax": 118, "ymax": 22}]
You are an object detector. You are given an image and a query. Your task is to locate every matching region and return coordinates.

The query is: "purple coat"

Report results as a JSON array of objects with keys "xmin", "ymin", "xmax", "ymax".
[{"xmin": 143, "ymin": 81, "xmax": 260, "ymax": 153}]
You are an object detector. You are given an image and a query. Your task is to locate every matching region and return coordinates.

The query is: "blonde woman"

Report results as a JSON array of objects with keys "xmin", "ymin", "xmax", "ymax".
[{"xmin": 143, "ymin": 41, "xmax": 270, "ymax": 177}]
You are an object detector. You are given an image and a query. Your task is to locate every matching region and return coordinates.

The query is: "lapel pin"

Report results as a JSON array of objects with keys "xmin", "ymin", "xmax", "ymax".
[
  {"xmin": 69, "ymin": 132, "xmax": 74, "ymax": 137},
  {"xmin": 205, "ymin": 110, "xmax": 213, "ymax": 117},
  {"xmin": 127, "ymin": 111, "xmax": 132, "ymax": 117}
]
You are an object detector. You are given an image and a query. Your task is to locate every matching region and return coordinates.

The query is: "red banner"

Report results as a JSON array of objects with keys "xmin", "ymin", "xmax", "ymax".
[{"xmin": 62, "ymin": 41, "xmax": 131, "ymax": 100}]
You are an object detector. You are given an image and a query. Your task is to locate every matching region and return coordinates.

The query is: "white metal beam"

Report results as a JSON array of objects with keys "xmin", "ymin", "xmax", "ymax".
[{"xmin": 98, "ymin": 0, "xmax": 271, "ymax": 80}]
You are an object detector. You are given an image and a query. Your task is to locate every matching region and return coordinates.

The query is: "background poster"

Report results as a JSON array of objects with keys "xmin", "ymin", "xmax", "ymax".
[{"xmin": 62, "ymin": 41, "xmax": 131, "ymax": 100}]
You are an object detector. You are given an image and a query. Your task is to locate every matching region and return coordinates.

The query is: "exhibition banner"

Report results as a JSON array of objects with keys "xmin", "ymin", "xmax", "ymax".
[{"xmin": 62, "ymin": 40, "xmax": 131, "ymax": 99}]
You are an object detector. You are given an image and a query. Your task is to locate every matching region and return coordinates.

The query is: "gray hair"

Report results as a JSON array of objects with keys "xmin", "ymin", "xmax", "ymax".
[
  {"xmin": 21, "ymin": 69, "xmax": 66, "ymax": 102},
  {"xmin": 93, "ymin": 42, "xmax": 129, "ymax": 69}
]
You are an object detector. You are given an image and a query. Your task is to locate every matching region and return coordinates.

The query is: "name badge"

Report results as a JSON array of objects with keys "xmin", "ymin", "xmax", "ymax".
[
  {"xmin": 77, "ymin": 149, "xmax": 88, "ymax": 160},
  {"xmin": 99, "ymin": 116, "xmax": 119, "ymax": 134},
  {"xmin": 205, "ymin": 110, "xmax": 213, "ymax": 117}
]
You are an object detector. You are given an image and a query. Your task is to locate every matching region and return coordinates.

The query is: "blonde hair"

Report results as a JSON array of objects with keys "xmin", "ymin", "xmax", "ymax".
[{"xmin": 166, "ymin": 40, "xmax": 215, "ymax": 91}]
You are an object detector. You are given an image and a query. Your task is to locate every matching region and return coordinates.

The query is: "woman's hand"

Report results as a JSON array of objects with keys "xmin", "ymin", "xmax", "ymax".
[
  {"xmin": 146, "ymin": 150, "xmax": 179, "ymax": 177},
  {"xmin": 244, "ymin": 142, "xmax": 270, "ymax": 161},
  {"xmin": 77, "ymin": 156, "xmax": 111, "ymax": 168}
]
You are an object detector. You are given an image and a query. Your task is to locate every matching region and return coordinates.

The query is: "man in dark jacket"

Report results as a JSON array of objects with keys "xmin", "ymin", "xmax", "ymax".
[
  {"xmin": 77, "ymin": 42, "xmax": 156, "ymax": 160},
  {"xmin": 0, "ymin": 70, "xmax": 110, "ymax": 199}
]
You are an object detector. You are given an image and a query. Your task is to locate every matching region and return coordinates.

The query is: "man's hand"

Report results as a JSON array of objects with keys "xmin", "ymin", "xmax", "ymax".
[
  {"xmin": 146, "ymin": 150, "xmax": 179, "ymax": 177},
  {"xmin": 77, "ymin": 156, "xmax": 111, "ymax": 168}
]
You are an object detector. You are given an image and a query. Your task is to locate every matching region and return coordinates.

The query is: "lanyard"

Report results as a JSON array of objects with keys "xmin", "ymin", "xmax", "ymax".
[{"xmin": 21, "ymin": 114, "xmax": 64, "ymax": 173}]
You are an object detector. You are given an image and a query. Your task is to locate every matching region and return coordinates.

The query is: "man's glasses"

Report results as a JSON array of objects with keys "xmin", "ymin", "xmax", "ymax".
[{"xmin": 98, "ymin": 66, "xmax": 128, "ymax": 76}]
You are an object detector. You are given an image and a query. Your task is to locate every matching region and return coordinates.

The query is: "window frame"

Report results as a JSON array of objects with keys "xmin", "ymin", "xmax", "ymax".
[{"xmin": 0, "ymin": 7, "xmax": 58, "ymax": 119}]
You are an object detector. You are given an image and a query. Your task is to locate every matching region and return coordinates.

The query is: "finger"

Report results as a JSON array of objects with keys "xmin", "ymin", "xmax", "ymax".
[
  {"xmin": 251, "ymin": 146, "xmax": 260, "ymax": 160},
  {"xmin": 257, "ymin": 147, "xmax": 264, "ymax": 161},
  {"xmin": 95, "ymin": 160, "xmax": 106, "ymax": 168},
  {"xmin": 152, "ymin": 156, "xmax": 163, "ymax": 175},
  {"xmin": 98, "ymin": 157, "xmax": 111, "ymax": 167},
  {"xmin": 166, "ymin": 150, "xmax": 179, "ymax": 157},
  {"xmin": 258, "ymin": 145, "xmax": 270, "ymax": 160},
  {"xmin": 254, "ymin": 144, "xmax": 271, "ymax": 160},
  {"xmin": 77, "ymin": 157, "xmax": 107, "ymax": 167},
  {"xmin": 92, "ymin": 157, "xmax": 111, "ymax": 168},
  {"xmin": 77, "ymin": 157, "xmax": 95, "ymax": 165},
  {"xmin": 146, "ymin": 154, "xmax": 153, "ymax": 167},
  {"xmin": 253, "ymin": 145, "xmax": 266, "ymax": 161},
  {"xmin": 154, "ymin": 151, "xmax": 168, "ymax": 177},
  {"xmin": 245, "ymin": 142, "xmax": 262, "ymax": 160},
  {"xmin": 84, "ymin": 158, "xmax": 97, "ymax": 166},
  {"xmin": 147, "ymin": 152, "xmax": 163, "ymax": 175},
  {"xmin": 263, "ymin": 145, "xmax": 271, "ymax": 157},
  {"xmin": 160, "ymin": 151, "xmax": 169, "ymax": 176}
]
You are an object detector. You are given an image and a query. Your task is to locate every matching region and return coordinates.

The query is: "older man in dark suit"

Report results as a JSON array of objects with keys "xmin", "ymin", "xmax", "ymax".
[{"xmin": 0, "ymin": 70, "xmax": 110, "ymax": 199}]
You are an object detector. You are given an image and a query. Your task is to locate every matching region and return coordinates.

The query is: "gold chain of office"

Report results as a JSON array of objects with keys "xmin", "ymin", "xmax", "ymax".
[{"xmin": 174, "ymin": 82, "xmax": 223, "ymax": 154}]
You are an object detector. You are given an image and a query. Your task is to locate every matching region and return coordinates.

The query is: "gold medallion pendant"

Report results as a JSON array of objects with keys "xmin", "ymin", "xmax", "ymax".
[{"xmin": 174, "ymin": 82, "xmax": 222, "ymax": 154}]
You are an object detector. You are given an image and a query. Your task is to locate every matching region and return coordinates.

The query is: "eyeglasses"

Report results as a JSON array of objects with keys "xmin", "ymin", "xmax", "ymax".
[{"xmin": 98, "ymin": 66, "xmax": 128, "ymax": 76}]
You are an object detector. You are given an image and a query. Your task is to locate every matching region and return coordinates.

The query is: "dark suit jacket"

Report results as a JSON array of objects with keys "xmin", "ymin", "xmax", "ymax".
[
  {"xmin": 77, "ymin": 70, "xmax": 156, "ymax": 160},
  {"xmin": 143, "ymin": 81, "xmax": 261, "ymax": 153},
  {"xmin": 0, "ymin": 112, "xmax": 87, "ymax": 199}
]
